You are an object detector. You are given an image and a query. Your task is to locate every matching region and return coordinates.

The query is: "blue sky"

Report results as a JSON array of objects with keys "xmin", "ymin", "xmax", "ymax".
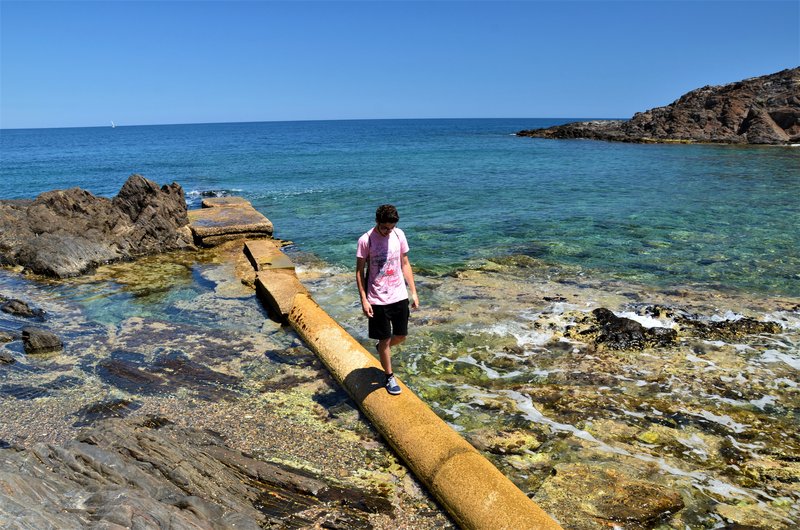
[{"xmin": 1, "ymin": 0, "xmax": 798, "ymax": 129}]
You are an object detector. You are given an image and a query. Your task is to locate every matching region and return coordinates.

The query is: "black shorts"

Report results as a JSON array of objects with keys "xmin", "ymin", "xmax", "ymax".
[{"xmin": 369, "ymin": 299, "xmax": 410, "ymax": 341}]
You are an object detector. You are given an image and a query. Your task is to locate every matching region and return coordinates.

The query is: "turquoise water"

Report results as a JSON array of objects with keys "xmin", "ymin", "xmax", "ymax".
[{"xmin": 2, "ymin": 118, "xmax": 799, "ymax": 295}]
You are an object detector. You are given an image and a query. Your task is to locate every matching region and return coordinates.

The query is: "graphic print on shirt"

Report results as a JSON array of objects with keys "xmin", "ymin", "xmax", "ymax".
[{"xmin": 371, "ymin": 249, "xmax": 403, "ymax": 295}]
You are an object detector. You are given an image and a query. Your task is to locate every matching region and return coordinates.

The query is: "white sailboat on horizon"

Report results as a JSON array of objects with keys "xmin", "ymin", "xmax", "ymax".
[{"xmin": 111, "ymin": 121, "xmax": 116, "ymax": 128}]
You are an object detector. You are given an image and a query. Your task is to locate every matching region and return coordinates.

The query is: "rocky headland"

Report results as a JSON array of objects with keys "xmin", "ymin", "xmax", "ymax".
[{"xmin": 517, "ymin": 67, "xmax": 800, "ymax": 144}]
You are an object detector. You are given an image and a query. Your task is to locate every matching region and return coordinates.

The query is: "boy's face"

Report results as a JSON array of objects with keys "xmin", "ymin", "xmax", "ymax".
[{"xmin": 376, "ymin": 222, "xmax": 396, "ymax": 237}]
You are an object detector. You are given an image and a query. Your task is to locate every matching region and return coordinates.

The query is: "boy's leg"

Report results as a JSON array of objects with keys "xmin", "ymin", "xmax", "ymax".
[
  {"xmin": 377, "ymin": 338, "xmax": 393, "ymax": 374},
  {"xmin": 376, "ymin": 300, "xmax": 410, "ymax": 373}
]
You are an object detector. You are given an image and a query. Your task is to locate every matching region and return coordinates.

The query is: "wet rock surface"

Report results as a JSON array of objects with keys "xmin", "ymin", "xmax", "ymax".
[
  {"xmin": 0, "ymin": 416, "xmax": 391, "ymax": 529},
  {"xmin": 0, "ymin": 174, "xmax": 194, "ymax": 277},
  {"xmin": 1, "ymin": 297, "xmax": 44, "ymax": 320},
  {"xmin": 21, "ymin": 326, "xmax": 62, "ymax": 354},
  {"xmin": 3, "ymin": 243, "xmax": 798, "ymax": 530},
  {"xmin": 535, "ymin": 463, "xmax": 685, "ymax": 528},
  {"xmin": 517, "ymin": 67, "xmax": 800, "ymax": 144},
  {"xmin": 563, "ymin": 304, "xmax": 781, "ymax": 351}
]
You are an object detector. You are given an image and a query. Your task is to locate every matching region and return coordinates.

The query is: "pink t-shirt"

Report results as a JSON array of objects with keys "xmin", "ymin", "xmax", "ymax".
[{"xmin": 357, "ymin": 227, "xmax": 410, "ymax": 306}]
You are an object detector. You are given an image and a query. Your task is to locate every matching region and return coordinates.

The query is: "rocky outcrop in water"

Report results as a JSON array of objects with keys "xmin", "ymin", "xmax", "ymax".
[
  {"xmin": 0, "ymin": 174, "xmax": 194, "ymax": 277},
  {"xmin": 564, "ymin": 306, "xmax": 781, "ymax": 351},
  {"xmin": 517, "ymin": 67, "xmax": 800, "ymax": 144},
  {"xmin": 0, "ymin": 417, "xmax": 391, "ymax": 529},
  {"xmin": 0, "ymin": 295, "xmax": 60, "ymax": 358}
]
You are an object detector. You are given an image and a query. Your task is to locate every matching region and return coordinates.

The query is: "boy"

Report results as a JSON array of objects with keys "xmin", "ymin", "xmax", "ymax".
[{"xmin": 356, "ymin": 204, "xmax": 419, "ymax": 395}]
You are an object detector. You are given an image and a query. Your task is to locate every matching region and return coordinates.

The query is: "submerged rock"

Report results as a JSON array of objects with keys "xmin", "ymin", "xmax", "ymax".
[
  {"xmin": 716, "ymin": 501, "xmax": 795, "ymax": 530},
  {"xmin": 535, "ymin": 463, "xmax": 685, "ymax": 528},
  {"xmin": 517, "ymin": 67, "xmax": 800, "ymax": 144},
  {"xmin": 468, "ymin": 428, "xmax": 545, "ymax": 455},
  {"xmin": 0, "ymin": 417, "xmax": 392, "ymax": 529},
  {"xmin": 0, "ymin": 174, "xmax": 194, "ymax": 277}
]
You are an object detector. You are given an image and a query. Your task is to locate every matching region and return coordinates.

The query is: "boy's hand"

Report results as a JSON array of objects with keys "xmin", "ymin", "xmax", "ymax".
[
  {"xmin": 410, "ymin": 293, "xmax": 419, "ymax": 309},
  {"xmin": 361, "ymin": 299, "xmax": 374, "ymax": 318}
]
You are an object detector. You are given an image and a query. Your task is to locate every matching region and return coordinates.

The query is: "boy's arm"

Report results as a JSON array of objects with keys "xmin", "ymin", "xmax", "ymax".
[
  {"xmin": 401, "ymin": 253, "xmax": 419, "ymax": 309},
  {"xmin": 356, "ymin": 257, "xmax": 373, "ymax": 317}
]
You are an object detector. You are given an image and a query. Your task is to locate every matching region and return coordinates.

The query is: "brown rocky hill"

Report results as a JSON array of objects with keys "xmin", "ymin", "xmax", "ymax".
[{"xmin": 517, "ymin": 67, "xmax": 799, "ymax": 144}]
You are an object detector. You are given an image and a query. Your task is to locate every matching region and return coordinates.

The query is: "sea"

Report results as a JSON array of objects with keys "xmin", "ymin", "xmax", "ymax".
[{"xmin": 1, "ymin": 119, "xmax": 799, "ymax": 528}]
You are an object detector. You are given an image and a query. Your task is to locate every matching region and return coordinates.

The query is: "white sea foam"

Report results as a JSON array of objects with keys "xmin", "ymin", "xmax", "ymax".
[
  {"xmin": 678, "ymin": 433, "xmax": 710, "ymax": 461},
  {"xmin": 455, "ymin": 354, "xmax": 523, "ymax": 380},
  {"xmin": 774, "ymin": 377, "xmax": 798, "ymax": 388},
  {"xmin": 616, "ymin": 311, "xmax": 673, "ymax": 329},
  {"xmin": 711, "ymin": 311, "xmax": 744, "ymax": 322},
  {"xmin": 749, "ymin": 395, "xmax": 776, "ymax": 410},
  {"xmin": 695, "ymin": 410, "xmax": 748, "ymax": 433},
  {"xmin": 760, "ymin": 349, "xmax": 800, "ymax": 370},
  {"xmin": 686, "ymin": 353, "xmax": 717, "ymax": 368},
  {"xmin": 726, "ymin": 435, "xmax": 765, "ymax": 452},
  {"xmin": 485, "ymin": 321, "xmax": 553, "ymax": 347},
  {"xmin": 621, "ymin": 408, "xmax": 647, "ymax": 419}
]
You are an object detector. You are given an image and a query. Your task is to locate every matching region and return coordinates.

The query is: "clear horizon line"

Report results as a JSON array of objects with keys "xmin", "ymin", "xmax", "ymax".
[{"xmin": 0, "ymin": 116, "xmax": 626, "ymax": 132}]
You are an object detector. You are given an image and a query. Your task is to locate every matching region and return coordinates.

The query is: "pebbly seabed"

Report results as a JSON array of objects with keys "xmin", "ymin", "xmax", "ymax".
[{"xmin": 1, "ymin": 243, "xmax": 799, "ymax": 530}]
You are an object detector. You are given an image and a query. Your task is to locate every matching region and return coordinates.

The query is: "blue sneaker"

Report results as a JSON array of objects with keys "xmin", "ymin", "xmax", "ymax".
[{"xmin": 385, "ymin": 374, "xmax": 401, "ymax": 395}]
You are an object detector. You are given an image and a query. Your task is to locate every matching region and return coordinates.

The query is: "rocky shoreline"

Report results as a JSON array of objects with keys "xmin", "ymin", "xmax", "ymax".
[
  {"xmin": 3, "ymin": 179, "xmax": 799, "ymax": 529},
  {"xmin": 517, "ymin": 67, "xmax": 800, "ymax": 145},
  {"xmin": 0, "ymin": 244, "xmax": 454, "ymax": 529}
]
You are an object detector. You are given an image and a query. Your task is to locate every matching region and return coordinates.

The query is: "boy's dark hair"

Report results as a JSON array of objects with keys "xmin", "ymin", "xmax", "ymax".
[{"xmin": 375, "ymin": 204, "xmax": 400, "ymax": 224}]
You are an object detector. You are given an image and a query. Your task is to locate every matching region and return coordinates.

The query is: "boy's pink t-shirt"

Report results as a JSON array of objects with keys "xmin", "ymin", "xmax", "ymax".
[{"xmin": 357, "ymin": 227, "xmax": 410, "ymax": 306}]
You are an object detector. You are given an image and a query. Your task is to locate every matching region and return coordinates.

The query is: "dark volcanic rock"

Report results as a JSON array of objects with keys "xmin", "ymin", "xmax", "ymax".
[
  {"xmin": 0, "ymin": 174, "xmax": 195, "ymax": 277},
  {"xmin": 1, "ymin": 298, "xmax": 45, "ymax": 320},
  {"xmin": 517, "ymin": 67, "xmax": 800, "ymax": 144},
  {"xmin": 591, "ymin": 308, "xmax": 678, "ymax": 350},
  {"xmin": 0, "ymin": 417, "xmax": 390, "ymax": 528},
  {"xmin": 21, "ymin": 326, "xmax": 63, "ymax": 355},
  {"xmin": 677, "ymin": 315, "xmax": 782, "ymax": 341}
]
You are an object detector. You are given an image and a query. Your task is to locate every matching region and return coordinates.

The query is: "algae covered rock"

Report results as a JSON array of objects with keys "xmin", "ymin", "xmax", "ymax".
[
  {"xmin": 535, "ymin": 463, "xmax": 685, "ymax": 528},
  {"xmin": 468, "ymin": 428, "xmax": 545, "ymax": 455}
]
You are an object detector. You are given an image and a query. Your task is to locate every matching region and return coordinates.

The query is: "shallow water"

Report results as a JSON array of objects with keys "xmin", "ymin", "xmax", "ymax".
[{"xmin": 297, "ymin": 251, "xmax": 800, "ymax": 528}]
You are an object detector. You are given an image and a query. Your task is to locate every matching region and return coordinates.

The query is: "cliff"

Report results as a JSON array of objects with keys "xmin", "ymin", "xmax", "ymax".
[{"xmin": 517, "ymin": 67, "xmax": 800, "ymax": 145}]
